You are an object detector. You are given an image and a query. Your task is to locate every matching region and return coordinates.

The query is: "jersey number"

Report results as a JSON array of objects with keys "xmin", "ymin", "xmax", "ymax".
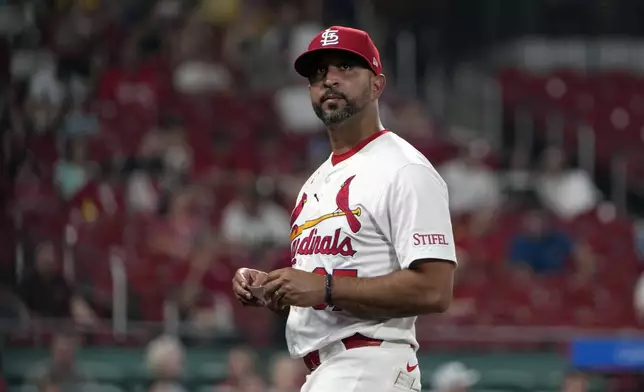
[{"xmin": 311, "ymin": 267, "xmax": 358, "ymax": 311}]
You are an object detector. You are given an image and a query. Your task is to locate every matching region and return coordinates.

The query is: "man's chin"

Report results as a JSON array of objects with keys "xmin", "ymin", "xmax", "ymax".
[
  {"xmin": 321, "ymin": 112, "xmax": 352, "ymax": 126},
  {"xmin": 313, "ymin": 104, "xmax": 358, "ymax": 126}
]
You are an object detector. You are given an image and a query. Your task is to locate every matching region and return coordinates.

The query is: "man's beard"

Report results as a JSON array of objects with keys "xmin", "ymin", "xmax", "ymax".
[{"xmin": 312, "ymin": 95, "xmax": 363, "ymax": 126}]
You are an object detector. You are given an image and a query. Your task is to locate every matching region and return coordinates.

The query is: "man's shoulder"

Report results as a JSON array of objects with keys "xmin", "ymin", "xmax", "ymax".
[
  {"xmin": 368, "ymin": 133, "xmax": 446, "ymax": 187},
  {"xmin": 367, "ymin": 131, "xmax": 435, "ymax": 171}
]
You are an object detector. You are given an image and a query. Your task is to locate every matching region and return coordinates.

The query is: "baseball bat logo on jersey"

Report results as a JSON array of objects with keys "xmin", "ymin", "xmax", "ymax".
[{"xmin": 290, "ymin": 175, "xmax": 361, "ymax": 259}]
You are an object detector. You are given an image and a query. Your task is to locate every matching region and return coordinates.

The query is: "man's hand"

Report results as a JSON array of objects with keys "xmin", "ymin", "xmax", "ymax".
[
  {"xmin": 232, "ymin": 268, "xmax": 268, "ymax": 307},
  {"xmin": 263, "ymin": 268, "xmax": 325, "ymax": 308}
]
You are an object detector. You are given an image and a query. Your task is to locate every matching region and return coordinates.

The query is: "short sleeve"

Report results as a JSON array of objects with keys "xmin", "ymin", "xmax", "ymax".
[{"xmin": 376, "ymin": 164, "xmax": 457, "ymax": 269}]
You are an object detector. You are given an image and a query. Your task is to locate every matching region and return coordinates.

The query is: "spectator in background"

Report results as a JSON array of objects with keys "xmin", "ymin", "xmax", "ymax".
[
  {"xmin": 13, "ymin": 153, "xmax": 56, "ymax": 213},
  {"xmin": 439, "ymin": 139, "xmax": 501, "ymax": 215},
  {"xmin": 251, "ymin": 2, "xmax": 322, "ymax": 90},
  {"xmin": 222, "ymin": 2, "xmax": 299, "ymax": 91},
  {"xmin": 148, "ymin": 189, "xmax": 207, "ymax": 264},
  {"xmin": 238, "ymin": 377, "xmax": 268, "ymax": 392},
  {"xmin": 502, "ymin": 149, "xmax": 537, "ymax": 207},
  {"xmin": 268, "ymin": 353, "xmax": 305, "ymax": 392},
  {"xmin": 217, "ymin": 346, "xmax": 264, "ymax": 391},
  {"xmin": 68, "ymin": 161, "xmax": 124, "ymax": 224},
  {"xmin": 430, "ymin": 362, "xmax": 479, "ymax": 392},
  {"xmin": 220, "ymin": 180, "xmax": 290, "ymax": 250},
  {"xmin": 632, "ymin": 269, "xmax": 644, "ymax": 323},
  {"xmin": 561, "ymin": 371, "xmax": 589, "ymax": 392},
  {"xmin": 54, "ymin": 138, "xmax": 97, "ymax": 200},
  {"xmin": 125, "ymin": 118, "xmax": 179, "ymax": 214},
  {"xmin": 50, "ymin": 0, "xmax": 109, "ymax": 59},
  {"xmin": 509, "ymin": 209, "xmax": 595, "ymax": 276},
  {"xmin": 127, "ymin": 167, "xmax": 161, "ymax": 215},
  {"xmin": 97, "ymin": 37, "xmax": 166, "ymax": 124},
  {"xmin": 275, "ymin": 83, "xmax": 322, "ymax": 132},
  {"xmin": 536, "ymin": 147, "xmax": 600, "ymax": 220},
  {"xmin": 28, "ymin": 332, "xmax": 89, "ymax": 387},
  {"xmin": 61, "ymin": 98, "xmax": 99, "ymax": 138},
  {"xmin": 175, "ymin": 238, "xmax": 235, "ymax": 337},
  {"xmin": 135, "ymin": 115, "xmax": 194, "ymax": 183},
  {"xmin": 130, "ymin": 187, "xmax": 215, "ymax": 321},
  {"xmin": 159, "ymin": 117, "xmax": 193, "ymax": 180},
  {"xmin": 26, "ymin": 55, "xmax": 88, "ymax": 135},
  {"xmin": 146, "ymin": 335, "xmax": 186, "ymax": 392},
  {"xmin": 151, "ymin": 0, "xmax": 185, "ymax": 23},
  {"xmin": 17, "ymin": 242, "xmax": 98, "ymax": 327},
  {"xmin": 172, "ymin": 13, "xmax": 232, "ymax": 95}
]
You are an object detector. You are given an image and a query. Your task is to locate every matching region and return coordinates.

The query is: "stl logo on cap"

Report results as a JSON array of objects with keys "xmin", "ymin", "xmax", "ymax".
[{"xmin": 320, "ymin": 28, "xmax": 340, "ymax": 46}]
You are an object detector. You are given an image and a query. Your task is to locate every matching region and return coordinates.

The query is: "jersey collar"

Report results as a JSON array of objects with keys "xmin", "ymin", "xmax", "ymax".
[{"xmin": 331, "ymin": 130, "xmax": 389, "ymax": 166}]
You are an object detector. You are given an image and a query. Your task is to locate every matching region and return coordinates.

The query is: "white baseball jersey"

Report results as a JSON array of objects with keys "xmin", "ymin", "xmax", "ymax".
[{"xmin": 285, "ymin": 130, "xmax": 457, "ymax": 358}]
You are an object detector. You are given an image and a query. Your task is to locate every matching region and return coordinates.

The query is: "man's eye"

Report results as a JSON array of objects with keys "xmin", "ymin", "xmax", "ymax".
[
  {"xmin": 316, "ymin": 66, "xmax": 326, "ymax": 75},
  {"xmin": 340, "ymin": 63, "xmax": 351, "ymax": 70}
]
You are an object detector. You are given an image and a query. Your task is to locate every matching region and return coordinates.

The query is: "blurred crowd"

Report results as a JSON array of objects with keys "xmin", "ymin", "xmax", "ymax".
[
  {"xmin": 8, "ymin": 329, "xmax": 604, "ymax": 392},
  {"xmin": 10, "ymin": 331, "xmax": 308, "ymax": 392},
  {"xmin": 2, "ymin": 0, "xmax": 642, "ymax": 341},
  {"xmin": 0, "ymin": 0, "xmax": 451, "ymax": 337},
  {"xmin": 5, "ymin": 330, "xmax": 601, "ymax": 392},
  {"xmin": 1, "ymin": 0, "xmax": 644, "ymax": 391}
]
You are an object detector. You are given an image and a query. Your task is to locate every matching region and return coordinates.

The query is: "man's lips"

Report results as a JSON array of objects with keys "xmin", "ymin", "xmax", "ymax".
[{"xmin": 322, "ymin": 94, "xmax": 344, "ymax": 103}]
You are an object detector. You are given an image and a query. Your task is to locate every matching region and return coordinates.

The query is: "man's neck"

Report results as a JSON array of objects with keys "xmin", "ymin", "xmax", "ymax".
[{"xmin": 326, "ymin": 111, "xmax": 384, "ymax": 155}]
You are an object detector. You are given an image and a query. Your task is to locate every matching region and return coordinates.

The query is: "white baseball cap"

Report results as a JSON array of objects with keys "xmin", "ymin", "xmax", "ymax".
[{"xmin": 431, "ymin": 361, "xmax": 480, "ymax": 390}]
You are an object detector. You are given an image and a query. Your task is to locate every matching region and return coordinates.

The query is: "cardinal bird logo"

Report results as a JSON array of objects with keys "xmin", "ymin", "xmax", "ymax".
[
  {"xmin": 335, "ymin": 175, "xmax": 361, "ymax": 233},
  {"xmin": 290, "ymin": 193, "xmax": 307, "ymax": 226},
  {"xmin": 290, "ymin": 175, "xmax": 362, "ymax": 241}
]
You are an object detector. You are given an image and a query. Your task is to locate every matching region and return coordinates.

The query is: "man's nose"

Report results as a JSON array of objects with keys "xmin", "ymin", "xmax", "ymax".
[{"xmin": 323, "ymin": 67, "xmax": 342, "ymax": 87}]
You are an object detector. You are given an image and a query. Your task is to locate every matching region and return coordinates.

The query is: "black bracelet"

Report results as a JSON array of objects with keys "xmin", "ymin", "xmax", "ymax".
[{"xmin": 324, "ymin": 274, "xmax": 333, "ymax": 306}]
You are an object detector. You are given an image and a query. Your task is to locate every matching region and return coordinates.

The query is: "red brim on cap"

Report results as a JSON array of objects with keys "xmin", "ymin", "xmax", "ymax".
[{"xmin": 294, "ymin": 47, "xmax": 378, "ymax": 78}]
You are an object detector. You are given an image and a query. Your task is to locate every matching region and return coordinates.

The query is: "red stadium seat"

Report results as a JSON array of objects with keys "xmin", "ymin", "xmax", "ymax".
[{"xmin": 499, "ymin": 67, "xmax": 644, "ymax": 192}]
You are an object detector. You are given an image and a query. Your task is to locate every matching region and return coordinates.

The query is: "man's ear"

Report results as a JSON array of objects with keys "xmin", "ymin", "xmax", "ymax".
[{"xmin": 372, "ymin": 74, "xmax": 386, "ymax": 100}]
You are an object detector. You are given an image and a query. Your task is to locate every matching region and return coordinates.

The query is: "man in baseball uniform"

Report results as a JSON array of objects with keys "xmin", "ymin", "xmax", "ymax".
[{"xmin": 232, "ymin": 26, "xmax": 457, "ymax": 392}]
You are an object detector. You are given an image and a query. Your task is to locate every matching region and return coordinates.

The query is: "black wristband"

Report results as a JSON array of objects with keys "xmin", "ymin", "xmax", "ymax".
[{"xmin": 324, "ymin": 274, "xmax": 333, "ymax": 306}]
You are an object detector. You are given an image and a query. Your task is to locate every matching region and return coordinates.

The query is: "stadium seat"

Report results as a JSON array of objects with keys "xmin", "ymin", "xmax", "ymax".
[{"xmin": 498, "ymin": 67, "xmax": 644, "ymax": 192}]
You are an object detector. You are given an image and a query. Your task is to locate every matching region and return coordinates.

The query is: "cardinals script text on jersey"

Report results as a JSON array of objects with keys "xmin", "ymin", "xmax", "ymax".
[{"xmin": 285, "ymin": 130, "xmax": 458, "ymax": 358}]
